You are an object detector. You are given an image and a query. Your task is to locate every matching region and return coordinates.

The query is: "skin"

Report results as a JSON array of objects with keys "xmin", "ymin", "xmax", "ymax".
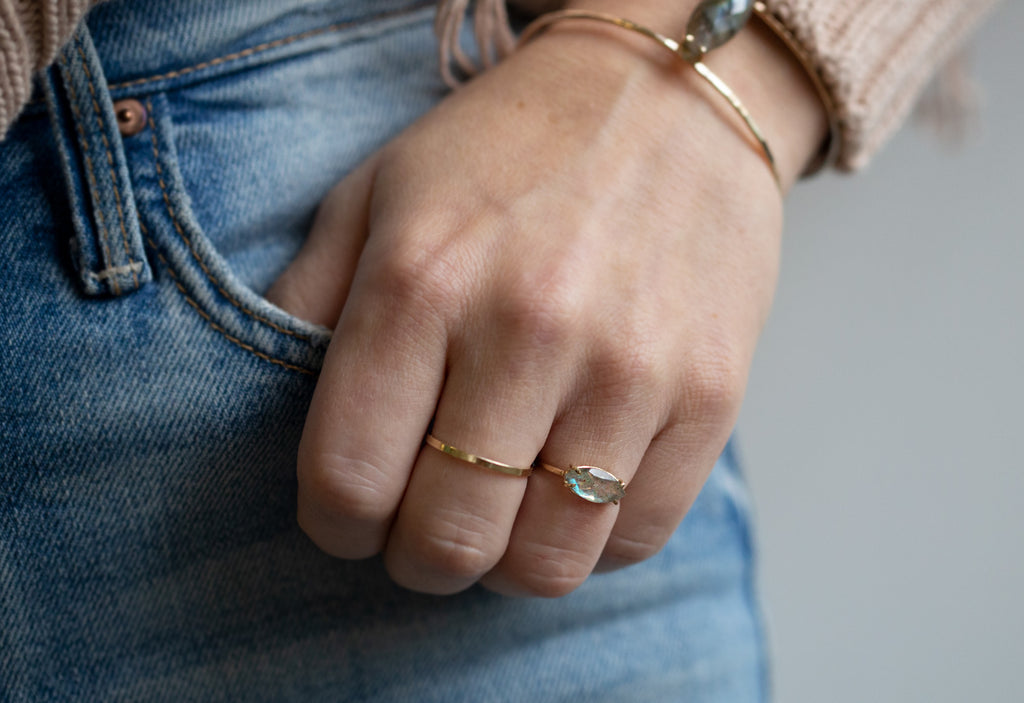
[{"xmin": 265, "ymin": 0, "xmax": 827, "ymax": 597}]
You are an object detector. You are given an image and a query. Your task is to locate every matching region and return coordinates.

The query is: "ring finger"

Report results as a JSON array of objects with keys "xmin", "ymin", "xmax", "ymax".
[{"xmin": 480, "ymin": 381, "xmax": 664, "ymax": 597}]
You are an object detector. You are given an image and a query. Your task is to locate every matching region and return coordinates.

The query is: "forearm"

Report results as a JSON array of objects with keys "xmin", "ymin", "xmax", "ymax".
[{"xmin": 0, "ymin": 0, "xmax": 99, "ymax": 137}]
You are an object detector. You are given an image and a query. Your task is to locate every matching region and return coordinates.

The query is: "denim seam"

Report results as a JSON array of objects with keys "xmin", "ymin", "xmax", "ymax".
[
  {"xmin": 140, "ymin": 226, "xmax": 316, "ymax": 376},
  {"xmin": 106, "ymin": 1, "xmax": 435, "ymax": 93},
  {"xmin": 74, "ymin": 36, "xmax": 140, "ymax": 290},
  {"xmin": 143, "ymin": 99, "xmax": 312, "ymax": 342},
  {"xmin": 59, "ymin": 55, "xmax": 122, "ymax": 297}
]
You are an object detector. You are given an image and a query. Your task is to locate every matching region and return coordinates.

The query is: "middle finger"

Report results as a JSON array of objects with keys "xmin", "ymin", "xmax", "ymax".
[{"xmin": 383, "ymin": 334, "xmax": 572, "ymax": 594}]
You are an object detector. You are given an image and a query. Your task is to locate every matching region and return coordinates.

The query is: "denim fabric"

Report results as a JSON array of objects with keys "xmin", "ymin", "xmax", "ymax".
[
  {"xmin": 0, "ymin": 1, "xmax": 768, "ymax": 700},
  {"xmin": 46, "ymin": 27, "xmax": 153, "ymax": 297}
]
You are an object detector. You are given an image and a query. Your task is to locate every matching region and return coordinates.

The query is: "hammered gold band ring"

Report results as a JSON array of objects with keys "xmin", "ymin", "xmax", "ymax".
[{"xmin": 424, "ymin": 434, "xmax": 533, "ymax": 478}]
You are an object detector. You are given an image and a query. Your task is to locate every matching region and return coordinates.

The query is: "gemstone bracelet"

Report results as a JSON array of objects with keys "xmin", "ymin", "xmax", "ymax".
[{"xmin": 518, "ymin": 0, "xmax": 783, "ymax": 188}]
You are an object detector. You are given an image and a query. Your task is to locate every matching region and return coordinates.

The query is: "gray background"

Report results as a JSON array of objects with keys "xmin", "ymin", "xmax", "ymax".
[{"xmin": 738, "ymin": 3, "xmax": 1024, "ymax": 701}]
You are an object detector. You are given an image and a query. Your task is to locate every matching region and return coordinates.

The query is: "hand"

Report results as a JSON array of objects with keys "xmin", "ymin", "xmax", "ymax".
[{"xmin": 266, "ymin": 2, "xmax": 824, "ymax": 596}]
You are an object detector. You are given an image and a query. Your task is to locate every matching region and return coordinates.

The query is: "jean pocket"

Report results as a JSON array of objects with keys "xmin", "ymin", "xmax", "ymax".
[
  {"xmin": 116, "ymin": 8, "xmax": 443, "ymax": 376},
  {"xmin": 121, "ymin": 91, "xmax": 331, "ymax": 376}
]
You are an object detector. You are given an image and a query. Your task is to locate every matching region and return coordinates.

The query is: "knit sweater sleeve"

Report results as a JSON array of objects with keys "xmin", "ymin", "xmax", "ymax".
[
  {"xmin": 441, "ymin": 0, "xmax": 1001, "ymax": 171},
  {"xmin": 758, "ymin": 0, "xmax": 999, "ymax": 170},
  {"xmin": 0, "ymin": 0, "xmax": 96, "ymax": 137}
]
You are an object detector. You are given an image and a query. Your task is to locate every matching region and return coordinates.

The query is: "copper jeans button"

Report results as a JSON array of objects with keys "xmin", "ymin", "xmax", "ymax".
[{"xmin": 113, "ymin": 98, "xmax": 147, "ymax": 136}]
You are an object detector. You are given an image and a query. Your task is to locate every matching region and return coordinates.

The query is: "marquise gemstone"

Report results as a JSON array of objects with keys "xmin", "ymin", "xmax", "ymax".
[
  {"xmin": 563, "ymin": 467, "xmax": 626, "ymax": 504},
  {"xmin": 684, "ymin": 0, "xmax": 754, "ymax": 57}
]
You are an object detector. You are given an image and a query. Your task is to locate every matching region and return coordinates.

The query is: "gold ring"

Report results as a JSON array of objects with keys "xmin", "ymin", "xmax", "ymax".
[
  {"xmin": 424, "ymin": 434, "xmax": 533, "ymax": 478},
  {"xmin": 537, "ymin": 462, "xmax": 626, "ymax": 505}
]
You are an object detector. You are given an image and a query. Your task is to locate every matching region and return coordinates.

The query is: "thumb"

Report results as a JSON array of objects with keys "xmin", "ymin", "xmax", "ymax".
[{"xmin": 265, "ymin": 153, "xmax": 380, "ymax": 328}]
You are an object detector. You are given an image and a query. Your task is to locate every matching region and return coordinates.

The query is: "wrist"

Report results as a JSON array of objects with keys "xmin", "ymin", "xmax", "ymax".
[
  {"xmin": 556, "ymin": 0, "xmax": 829, "ymax": 190},
  {"xmin": 706, "ymin": 10, "xmax": 829, "ymax": 187}
]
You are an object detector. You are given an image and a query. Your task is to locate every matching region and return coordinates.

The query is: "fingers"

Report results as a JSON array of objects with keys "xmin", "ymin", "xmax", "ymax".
[
  {"xmin": 265, "ymin": 154, "xmax": 379, "ymax": 328},
  {"xmin": 479, "ymin": 348, "xmax": 666, "ymax": 597},
  {"xmin": 595, "ymin": 424, "xmax": 715, "ymax": 572},
  {"xmin": 382, "ymin": 284, "xmax": 579, "ymax": 594},
  {"xmin": 295, "ymin": 222, "xmax": 451, "ymax": 560},
  {"xmin": 479, "ymin": 428, "xmax": 642, "ymax": 597},
  {"xmin": 290, "ymin": 142, "xmax": 758, "ymax": 595},
  {"xmin": 298, "ymin": 221, "xmax": 744, "ymax": 594},
  {"xmin": 382, "ymin": 361, "xmax": 557, "ymax": 595},
  {"xmin": 299, "ymin": 224, "xmax": 747, "ymax": 596},
  {"xmin": 479, "ymin": 334, "xmax": 746, "ymax": 595},
  {"xmin": 296, "ymin": 219, "xmax": 581, "ymax": 577},
  {"xmin": 598, "ymin": 354, "xmax": 745, "ymax": 572}
]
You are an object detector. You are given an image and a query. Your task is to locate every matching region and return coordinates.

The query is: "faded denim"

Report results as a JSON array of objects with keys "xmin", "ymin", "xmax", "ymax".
[{"xmin": 0, "ymin": 1, "xmax": 768, "ymax": 700}]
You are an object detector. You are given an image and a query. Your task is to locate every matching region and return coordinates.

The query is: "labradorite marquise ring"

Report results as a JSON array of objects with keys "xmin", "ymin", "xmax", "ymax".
[{"xmin": 537, "ymin": 462, "xmax": 626, "ymax": 505}]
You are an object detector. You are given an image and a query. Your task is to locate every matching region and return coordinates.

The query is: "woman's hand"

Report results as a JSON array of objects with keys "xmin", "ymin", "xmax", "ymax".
[{"xmin": 266, "ymin": 1, "xmax": 824, "ymax": 597}]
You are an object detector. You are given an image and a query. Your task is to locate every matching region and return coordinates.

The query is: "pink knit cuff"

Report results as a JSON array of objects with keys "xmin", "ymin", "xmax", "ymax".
[{"xmin": 757, "ymin": 0, "xmax": 998, "ymax": 171}]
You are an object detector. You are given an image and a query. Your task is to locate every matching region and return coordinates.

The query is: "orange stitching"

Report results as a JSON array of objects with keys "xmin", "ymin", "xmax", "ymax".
[
  {"xmin": 75, "ymin": 38, "xmax": 140, "ymax": 289},
  {"xmin": 106, "ymin": 2, "xmax": 434, "ymax": 92},
  {"xmin": 110, "ymin": 26, "xmax": 340, "ymax": 91},
  {"xmin": 142, "ymin": 228, "xmax": 315, "ymax": 376},
  {"xmin": 143, "ymin": 100, "xmax": 312, "ymax": 342},
  {"xmin": 61, "ymin": 56, "xmax": 122, "ymax": 296}
]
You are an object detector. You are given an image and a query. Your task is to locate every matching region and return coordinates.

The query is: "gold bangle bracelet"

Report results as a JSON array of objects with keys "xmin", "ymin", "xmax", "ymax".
[
  {"xmin": 517, "ymin": 9, "xmax": 781, "ymax": 189},
  {"xmin": 751, "ymin": 2, "xmax": 840, "ymax": 175}
]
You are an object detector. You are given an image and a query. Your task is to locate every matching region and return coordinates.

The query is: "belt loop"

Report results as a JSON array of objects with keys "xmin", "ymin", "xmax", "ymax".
[{"xmin": 43, "ymin": 24, "xmax": 152, "ymax": 297}]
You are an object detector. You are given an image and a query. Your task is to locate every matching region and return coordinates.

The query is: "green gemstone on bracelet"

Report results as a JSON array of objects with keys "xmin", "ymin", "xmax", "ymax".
[
  {"xmin": 684, "ymin": 0, "xmax": 754, "ymax": 58},
  {"xmin": 563, "ymin": 466, "xmax": 626, "ymax": 504}
]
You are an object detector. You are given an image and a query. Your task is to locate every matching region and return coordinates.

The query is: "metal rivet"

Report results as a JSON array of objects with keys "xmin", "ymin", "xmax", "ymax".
[{"xmin": 113, "ymin": 99, "xmax": 147, "ymax": 137}]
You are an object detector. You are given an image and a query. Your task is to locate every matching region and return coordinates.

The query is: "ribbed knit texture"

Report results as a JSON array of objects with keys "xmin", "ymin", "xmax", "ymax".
[
  {"xmin": 0, "ymin": 0, "xmax": 96, "ymax": 137},
  {"xmin": 437, "ymin": 0, "xmax": 1000, "ymax": 170},
  {"xmin": 758, "ymin": 0, "xmax": 998, "ymax": 169}
]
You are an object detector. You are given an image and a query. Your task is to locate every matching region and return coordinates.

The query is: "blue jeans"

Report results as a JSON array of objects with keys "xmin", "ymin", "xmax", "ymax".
[{"xmin": 0, "ymin": 1, "xmax": 768, "ymax": 700}]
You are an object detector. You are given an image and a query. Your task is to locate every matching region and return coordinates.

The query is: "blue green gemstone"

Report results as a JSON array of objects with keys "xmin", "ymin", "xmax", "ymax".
[
  {"xmin": 684, "ymin": 0, "xmax": 754, "ymax": 57},
  {"xmin": 564, "ymin": 467, "xmax": 625, "ymax": 504}
]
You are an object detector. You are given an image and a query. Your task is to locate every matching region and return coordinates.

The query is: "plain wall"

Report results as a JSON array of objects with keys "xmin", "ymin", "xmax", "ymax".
[{"xmin": 738, "ymin": 3, "xmax": 1024, "ymax": 701}]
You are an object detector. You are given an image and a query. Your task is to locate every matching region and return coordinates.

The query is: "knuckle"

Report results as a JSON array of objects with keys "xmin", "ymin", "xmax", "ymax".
[
  {"xmin": 497, "ymin": 277, "xmax": 584, "ymax": 351},
  {"xmin": 682, "ymin": 344, "xmax": 747, "ymax": 422},
  {"xmin": 506, "ymin": 542, "xmax": 594, "ymax": 598},
  {"xmin": 372, "ymin": 242, "xmax": 463, "ymax": 322},
  {"xmin": 297, "ymin": 450, "xmax": 397, "ymax": 527},
  {"xmin": 601, "ymin": 532, "xmax": 667, "ymax": 568},
  {"xmin": 407, "ymin": 511, "xmax": 505, "ymax": 582},
  {"xmin": 591, "ymin": 334, "xmax": 663, "ymax": 401}
]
